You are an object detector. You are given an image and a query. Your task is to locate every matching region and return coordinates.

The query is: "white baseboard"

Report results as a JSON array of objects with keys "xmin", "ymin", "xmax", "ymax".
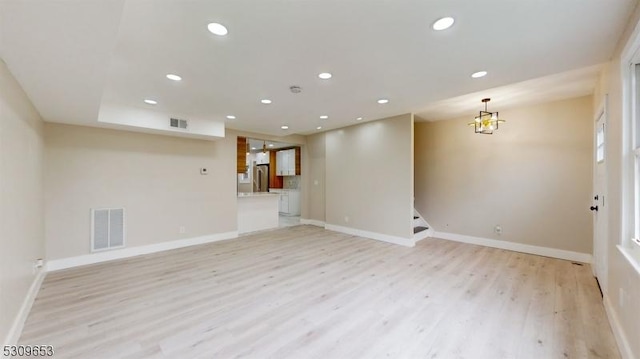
[
  {"xmin": 47, "ymin": 231, "xmax": 238, "ymax": 271},
  {"xmin": 603, "ymin": 293, "xmax": 634, "ymax": 359},
  {"xmin": 413, "ymin": 228, "xmax": 432, "ymax": 242},
  {"xmin": 299, "ymin": 218, "xmax": 326, "ymax": 227},
  {"xmin": 325, "ymin": 224, "xmax": 414, "ymax": 247},
  {"xmin": 432, "ymin": 231, "xmax": 592, "ymax": 263},
  {"xmin": 3, "ymin": 268, "xmax": 46, "ymax": 347}
]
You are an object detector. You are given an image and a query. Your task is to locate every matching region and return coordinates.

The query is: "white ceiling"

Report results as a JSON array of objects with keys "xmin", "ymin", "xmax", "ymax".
[
  {"xmin": 415, "ymin": 64, "xmax": 603, "ymax": 121},
  {"xmin": 0, "ymin": 0, "xmax": 636, "ymax": 136}
]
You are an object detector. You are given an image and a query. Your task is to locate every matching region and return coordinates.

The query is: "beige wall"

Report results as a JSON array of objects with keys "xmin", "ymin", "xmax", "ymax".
[
  {"xmin": 326, "ymin": 114, "xmax": 414, "ymax": 239},
  {"xmin": 302, "ymin": 132, "xmax": 326, "ymax": 221},
  {"xmin": 45, "ymin": 124, "xmax": 237, "ymax": 260},
  {"xmin": 415, "ymin": 96, "xmax": 593, "ymax": 253},
  {"xmin": 0, "ymin": 60, "xmax": 45, "ymax": 344},
  {"xmin": 593, "ymin": 3, "xmax": 640, "ymax": 357}
]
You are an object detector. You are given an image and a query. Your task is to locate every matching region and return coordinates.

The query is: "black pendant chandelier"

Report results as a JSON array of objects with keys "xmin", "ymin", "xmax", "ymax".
[{"xmin": 468, "ymin": 98, "xmax": 505, "ymax": 134}]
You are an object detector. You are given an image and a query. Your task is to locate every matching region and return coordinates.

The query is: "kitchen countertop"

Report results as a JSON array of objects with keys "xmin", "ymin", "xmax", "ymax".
[{"xmin": 237, "ymin": 192, "xmax": 279, "ymax": 198}]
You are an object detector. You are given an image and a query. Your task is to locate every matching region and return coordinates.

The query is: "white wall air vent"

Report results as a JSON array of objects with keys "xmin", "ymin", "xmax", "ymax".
[
  {"xmin": 170, "ymin": 118, "xmax": 188, "ymax": 129},
  {"xmin": 91, "ymin": 208, "xmax": 125, "ymax": 252}
]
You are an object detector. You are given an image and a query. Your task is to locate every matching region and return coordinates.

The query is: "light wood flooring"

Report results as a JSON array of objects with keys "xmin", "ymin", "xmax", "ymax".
[{"xmin": 20, "ymin": 225, "xmax": 619, "ymax": 358}]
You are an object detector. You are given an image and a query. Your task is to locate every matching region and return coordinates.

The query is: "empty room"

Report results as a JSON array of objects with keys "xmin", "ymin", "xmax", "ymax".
[{"xmin": 2, "ymin": 1, "xmax": 640, "ymax": 358}]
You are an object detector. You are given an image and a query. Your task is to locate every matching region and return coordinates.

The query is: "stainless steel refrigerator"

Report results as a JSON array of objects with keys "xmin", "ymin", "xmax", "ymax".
[{"xmin": 253, "ymin": 164, "xmax": 269, "ymax": 192}]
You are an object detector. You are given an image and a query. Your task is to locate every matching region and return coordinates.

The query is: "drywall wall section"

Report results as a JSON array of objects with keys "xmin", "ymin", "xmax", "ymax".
[
  {"xmin": 44, "ymin": 123, "xmax": 237, "ymax": 260},
  {"xmin": 415, "ymin": 96, "xmax": 593, "ymax": 254},
  {"xmin": 325, "ymin": 114, "xmax": 414, "ymax": 242},
  {"xmin": 302, "ymin": 132, "xmax": 326, "ymax": 223},
  {"xmin": 0, "ymin": 60, "xmax": 45, "ymax": 344}
]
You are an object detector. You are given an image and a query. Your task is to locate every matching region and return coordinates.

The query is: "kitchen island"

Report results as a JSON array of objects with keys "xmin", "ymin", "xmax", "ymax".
[{"xmin": 237, "ymin": 192, "xmax": 279, "ymax": 234}]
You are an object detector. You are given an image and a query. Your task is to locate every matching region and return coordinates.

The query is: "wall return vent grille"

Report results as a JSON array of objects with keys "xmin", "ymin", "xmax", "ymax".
[
  {"xmin": 91, "ymin": 208, "xmax": 125, "ymax": 252},
  {"xmin": 170, "ymin": 118, "xmax": 188, "ymax": 129}
]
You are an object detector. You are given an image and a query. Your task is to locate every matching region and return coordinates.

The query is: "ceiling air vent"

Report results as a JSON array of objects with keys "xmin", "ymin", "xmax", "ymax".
[{"xmin": 170, "ymin": 118, "xmax": 188, "ymax": 129}]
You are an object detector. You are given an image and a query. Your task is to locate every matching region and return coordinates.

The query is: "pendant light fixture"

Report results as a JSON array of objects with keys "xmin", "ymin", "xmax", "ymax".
[
  {"xmin": 262, "ymin": 140, "xmax": 267, "ymax": 153},
  {"xmin": 468, "ymin": 98, "xmax": 505, "ymax": 134}
]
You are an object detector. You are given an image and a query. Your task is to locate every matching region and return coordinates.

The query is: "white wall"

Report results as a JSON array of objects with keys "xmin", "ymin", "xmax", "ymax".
[
  {"xmin": 593, "ymin": 3, "xmax": 640, "ymax": 357},
  {"xmin": 302, "ymin": 132, "xmax": 326, "ymax": 222},
  {"xmin": 415, "ymin": 96, "xmax": 593, "ymax": 254},
  {"xmin": 325, "ymin": 114, "xmax": 414, "ymax": 240},
  {"xmin": 44, "ymin": 123, "xmax": 237, "ymax": 260},
  {"xmin": 0, "ymin": 59, "xmax": 45, "ymax": 344}
]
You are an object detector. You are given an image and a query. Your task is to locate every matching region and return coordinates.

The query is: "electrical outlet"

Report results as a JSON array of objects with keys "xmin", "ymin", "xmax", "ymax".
[
  {"xmin": 494, "ymin": 225, "xmax": 502, "ymax": 235},
  {"xmin": 179, "ymin": 226, "xmax": 186, "ymax": 234}
]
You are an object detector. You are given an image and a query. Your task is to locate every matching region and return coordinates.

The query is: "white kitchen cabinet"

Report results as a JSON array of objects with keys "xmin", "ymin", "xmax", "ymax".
[
  {"xmin": 286, "ymin": 149, "xmax": 296, "ymax": 175},
  {"xmin": 287, "ymin": 190, "xmax": 300, "ymax": 215},
  {"xmin": 276, "ymin": 150, "xmax": 287, "ymax": 175},
  {"xmin": 279, "ymin": 191, "xmax": 289, "ymax": 213},
  {"xmin": 276, "ymin": 149, "xmax": 297, "ymax": 176},
  {"xmin": 270, "ymin": 189, "xmax": 299, "ymax": 215},
  {"xmin": 255, "ymin": 151, "xmax": 270, "ymax": 165}
]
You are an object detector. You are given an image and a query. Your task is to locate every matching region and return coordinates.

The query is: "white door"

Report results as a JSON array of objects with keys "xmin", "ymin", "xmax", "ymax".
[{"xmin": 592, "ymin": 104, "xmax": 608, "ymax": 291}]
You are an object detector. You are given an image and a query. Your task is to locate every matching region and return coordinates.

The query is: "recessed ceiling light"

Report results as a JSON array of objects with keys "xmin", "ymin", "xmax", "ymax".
[
  {"xmin": 251, "ymin": 147, "xmax": 256, "ymax": 150},
  {"xmin": 318, "ymin": 72, "xmax": 332, "ymax": 80},
  {"xmin": 268, "ymin": 143, "xmax": 274, "ymax": 147},
  {"xmin": 226, "ymin": 115, "xmax": 236, "ymax": 119},
  {"xmin": 432, "ymin": 17, "xmax": 455, "ymax": 31},
  {"xmin": 377, "ymin": 99, "xmax": 389, "ymax": 104},
  {"xmin": 316, "ymin": 126, "xmax": 322, "ymax": 130},
  {"xmin": 471, "ymin": 71, "xmax": 488, "ymax": 78},
  {"xmin": 320, "ymin": 115, "xmax": 329, "ymax": 119},
  {"xmin": 281, "ymin": 125, "xmax": 289, "ymax": 130},
  {"xmin": 356, "ymin": 117, "xmax": 363, "ymax": 121},
  {"xmin": 261, "ymin": 99, "xmax": 272, "ymax": 104},
  {"xmin": 166, "ymin": 74, "xmax": 182, "ymax": 81},
  {"xmin": 143, "ymin": 99, "xmax": 157, "ymax": 105},
  {"xmin": 207, "ymin": 23, "xmax": 228, "ymax": 36}
]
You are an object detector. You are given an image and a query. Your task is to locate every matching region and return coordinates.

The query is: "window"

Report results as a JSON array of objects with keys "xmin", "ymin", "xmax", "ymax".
[
  {"xmin": 596, "ymin": 122, "xmax": 605, "ymax": 163},
  {"xmin": 630, "ymin": 64, "xmax": 640, "ymax": 255},
  {"xmin": 621, "ymin": 17, "xmax": 640, "ymax": 276},
  {"xmin": 634, "ymin": 66, "xmax": 640, "ymax": 243}
]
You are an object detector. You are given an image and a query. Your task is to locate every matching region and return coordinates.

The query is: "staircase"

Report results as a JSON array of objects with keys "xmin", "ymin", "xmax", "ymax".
[{"xmin": 413, "ymin": 208, "xmax": 433, "ymax": 242}]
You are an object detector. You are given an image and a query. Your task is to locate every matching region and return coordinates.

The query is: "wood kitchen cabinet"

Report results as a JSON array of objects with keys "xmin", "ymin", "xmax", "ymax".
[
  {"xmin": 237, "ymin": 137, "xmax": 247, "ymax": 174},
  {"xmin": 269, "ymin": 151, "xmax": 283, "ymax": 188},
  {"xmin": 294, "ymin": 147, "xmax": 300, "ymax": 175}
]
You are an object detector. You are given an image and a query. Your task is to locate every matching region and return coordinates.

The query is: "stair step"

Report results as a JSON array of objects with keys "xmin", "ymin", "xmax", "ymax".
[{"xmin": 413, "ymin": 226, "xmax": 429, "ymax": 234}]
